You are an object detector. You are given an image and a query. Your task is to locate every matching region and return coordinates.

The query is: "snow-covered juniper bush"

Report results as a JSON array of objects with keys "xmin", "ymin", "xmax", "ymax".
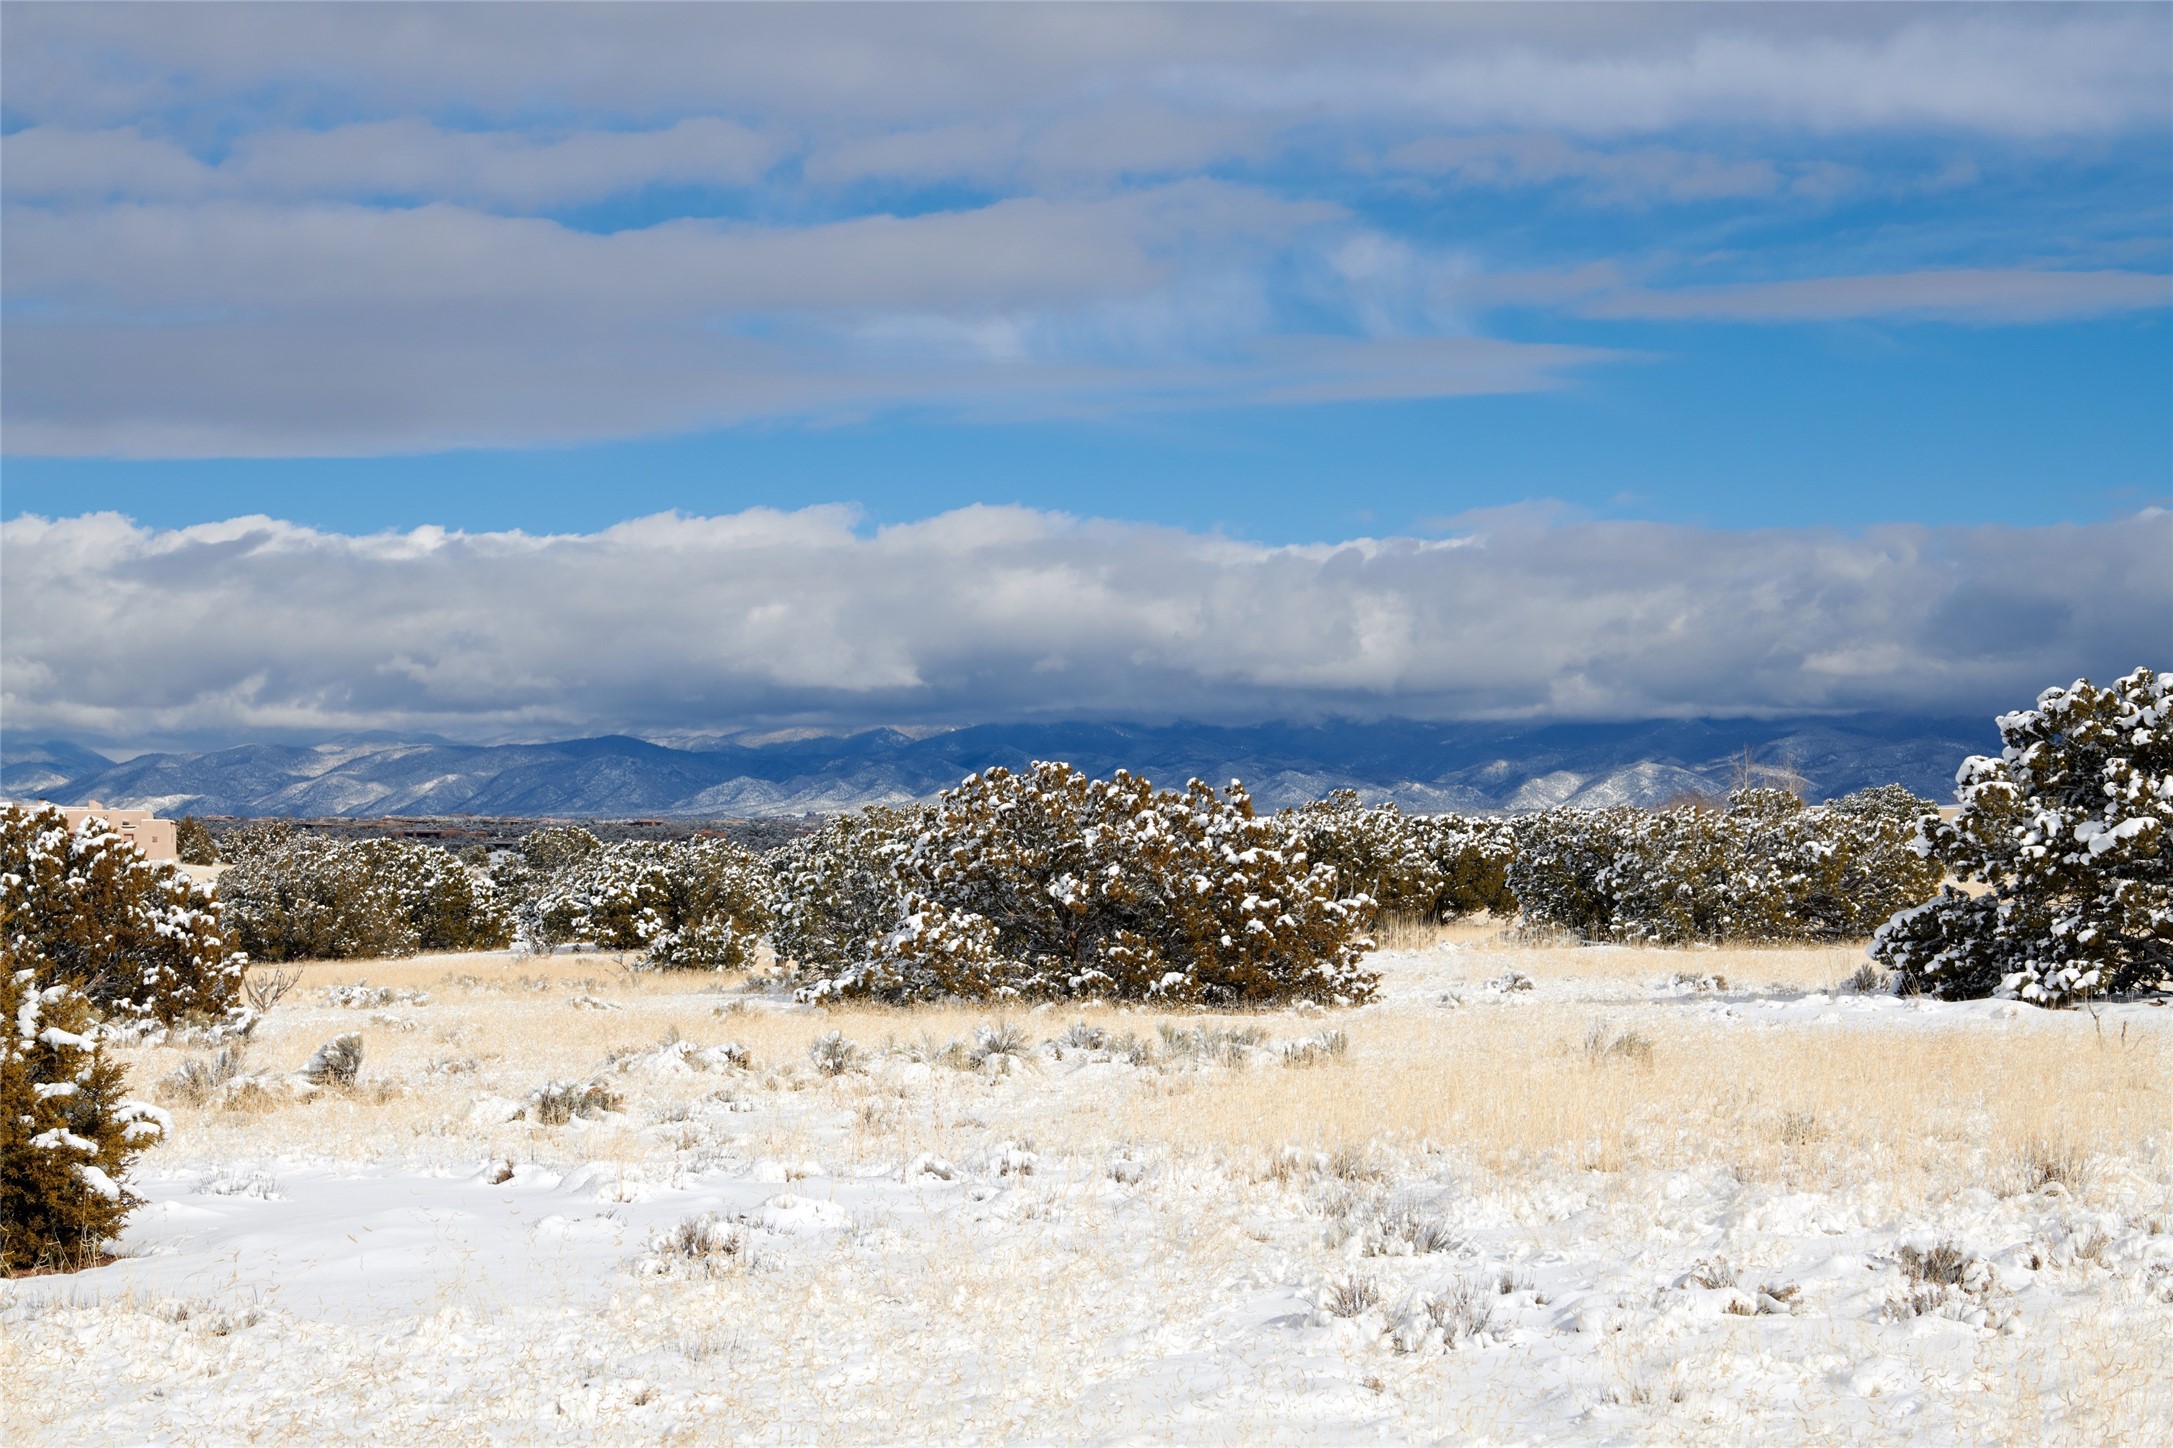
[
  {"xmin": 1506, "ymin": 786, "xmax": 1942, "ymax": 945},
  {"xmin": 519, "ymin": 830, "xmax": 774, "ymax": 970},
  {"xmin": 1, "ymin": 804, "xmax": 245, "ymax": 1025},
  {"xmin": 1, "ymin": 967, "xmax": 171, "ymax": 1272},
  {"xmin": 793, "ymin": 763, "xmax": 1378, "ymax": 1005},
  {"xmin": 0, "ymin": 806, "xmax": 240, "ymax": 1271},
  {"xmin": 1871, "ymin": 668, "xmax": 2171, "ymax": 1005},
  {"xmin": 219, "ymin": 823, "xmax": 511, "ymax": 963},
  {"xmin": 174, "ymin": 815, "xmax": 219, "ymax": 866},
  {"xmin": 1285, "ymin": 792, "xmax": 1516, "ymax": 924},
  {"xmin": 766, "ymin": 806, "xmax": 923, "ymax": 973}
]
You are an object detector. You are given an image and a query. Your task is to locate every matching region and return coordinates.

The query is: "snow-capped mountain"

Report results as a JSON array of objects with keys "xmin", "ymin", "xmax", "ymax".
[
  {"xmin": 6, "ymin": 715, "xmax": 1994, "ymax": 820},
  {"xmin": 0, "ymin": 738, "xmax": 122, "ymax": 798}
]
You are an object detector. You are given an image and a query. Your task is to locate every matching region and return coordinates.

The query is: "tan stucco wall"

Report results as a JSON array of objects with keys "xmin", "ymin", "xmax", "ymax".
[{"xmin": 37, "ymin": 804, "xmax": 182, "ymax": 862}]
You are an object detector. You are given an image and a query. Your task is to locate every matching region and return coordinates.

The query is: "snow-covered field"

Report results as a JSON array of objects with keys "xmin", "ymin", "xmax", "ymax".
[{"xmin": 6, "ymin": 932, "xmax": 2170, "ymax": 1445}]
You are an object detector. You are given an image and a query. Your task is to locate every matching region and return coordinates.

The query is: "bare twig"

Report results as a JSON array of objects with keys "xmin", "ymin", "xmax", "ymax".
[{"xmin": 243, "ymin": 968, "xmax": 302, "ymax": 1014}]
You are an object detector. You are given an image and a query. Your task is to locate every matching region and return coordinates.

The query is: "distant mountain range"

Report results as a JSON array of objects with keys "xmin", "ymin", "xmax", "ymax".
[{"xmin": 1, "ymin": 715, "xmax": 1996, "ymax": 819}]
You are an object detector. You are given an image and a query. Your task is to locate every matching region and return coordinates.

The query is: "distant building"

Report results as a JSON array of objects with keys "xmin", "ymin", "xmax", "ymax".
[{"xmin": 15, "ymin": 800, "xmax": 179, "ymax": 862}]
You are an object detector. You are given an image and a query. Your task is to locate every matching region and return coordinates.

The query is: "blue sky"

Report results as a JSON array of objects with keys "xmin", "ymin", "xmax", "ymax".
[
  {"xmin": 8, "ymin": 319, "xmax": 2166, "ymax": 540},
  {"xmin": 2, "ymin": 3, "xmax": 2169, "ymax": 744}
]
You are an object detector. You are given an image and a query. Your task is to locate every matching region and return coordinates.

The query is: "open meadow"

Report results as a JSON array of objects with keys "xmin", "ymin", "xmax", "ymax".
[{"xmin": 5, "ymin": 929, "xmax": 2169, "ymax": 1445}]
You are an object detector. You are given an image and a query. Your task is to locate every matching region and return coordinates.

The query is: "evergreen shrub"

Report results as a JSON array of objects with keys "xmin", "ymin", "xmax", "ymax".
[{"xmin": 1870, "ymin": 668, "xmax": 2170, "ymax": 1005}]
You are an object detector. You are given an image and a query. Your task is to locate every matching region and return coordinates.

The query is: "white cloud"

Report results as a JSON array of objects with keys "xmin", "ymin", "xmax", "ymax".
[
  {"xmin": 7, "ymin": 188, "xmax": 1301, "ymax": 315},
  {"xmin": 6, "ymin": 506, "xmax": 2164, "ymax": 743},
  {"xmin": 1385, "ymin": 135, "xmax": 1825, "ymax": 207},
  {"xmin": 7, "ymin": 6, "xmax": 2164, "ymax": 138},
  {"xmin": 803, "ymin": 102, "xmax": 1275, "ymax": 188},
  {"xmin": 1218, "ymin": 13, "xmax": 2171, "ymax": 137},
  {"xmin": 1, "ymin": 119, "xmax": 781, "ymax": 209},
  {"xmin": 1582, "ymin": 269, "xmax": 2173, "ymax": 324},
  {"xmin": 4, "ymin": 189, "xmax": 1622, "ymax": 455}
]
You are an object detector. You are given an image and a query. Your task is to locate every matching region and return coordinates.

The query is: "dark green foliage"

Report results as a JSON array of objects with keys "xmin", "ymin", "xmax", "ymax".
[
  {"xmin": 1285, "ymin": 793, "xmax": 1516, "ymax": 924},
  {"xmin": 1506, "ymin": 786, "xmax": 1945, "ymax": 944},
  {"xmin": 799, "ymin": 763, "xmax": 1376, "ymax": 1005},
  {"xmin": 767, "ymin": 807, "xmax": 923, "ymax": 971},
  {"xmin": 530, "ymin": 837, "xmax": 775, "ymax": 969},
  {"xmin": 1871, "ymin": 668, "xmax": 2171, "ymax": 1005},
  {"xmin": 175, "ymin": 816, "xmax": 219, "ymax": 865},
  {"xmin": 220, "ymin": 826, "xmax": 511, "ymax": 963},
  {"xmin": 0, "ymin": 805, "xmax": 244, "ymax": 1024},
  {"xmin": 355, "ymin": 839, "xmax": 513, "ymax": 954},
  {"xmin": 1, "ymin": 968, "xmax": 169, "ymax": 1273},
  {"xmin": 1287, "ymin": 791, "xmax": 1442, "ymax": 921},
  {"xmin": 1412, "ymin": 815, "xmax": 1520, "ymax": 919},
  {"xmin": 0, "ymin": 807, "xmax": 231, "ymax": 1271},
  {"xmin": 518, "ymin": 824, "xmax": 604, "ymax": 878}
]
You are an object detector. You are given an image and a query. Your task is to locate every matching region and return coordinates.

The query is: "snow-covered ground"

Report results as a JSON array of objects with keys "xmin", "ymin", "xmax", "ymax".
[{"xmin": 6, "ymin": 935, "xmax": 2170, "ymax": 1444}]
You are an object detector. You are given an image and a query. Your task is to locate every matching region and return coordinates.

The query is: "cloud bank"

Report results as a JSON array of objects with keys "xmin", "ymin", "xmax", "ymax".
[
  {"xmin": 4, "ymin": 3, "xmax": 2167, "ymax": 458},
  {"xmin": 6, "ymin": 507, "xmax": 2164, "ymax": 747}
]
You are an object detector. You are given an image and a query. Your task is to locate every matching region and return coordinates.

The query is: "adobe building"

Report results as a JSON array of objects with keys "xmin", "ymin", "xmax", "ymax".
[{"xmin": 35, "ymin": 801, "xmax": 179, "ymax": 862}]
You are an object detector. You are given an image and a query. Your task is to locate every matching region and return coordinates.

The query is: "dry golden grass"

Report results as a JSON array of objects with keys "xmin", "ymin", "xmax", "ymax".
[
  {"xmin": 148, "ymin": 943, "xmax": 2170, "ymax": 1215},
  {"xmin": 1090, "ymin": 1009, "xmax": 2169, "ymax": 1192}
]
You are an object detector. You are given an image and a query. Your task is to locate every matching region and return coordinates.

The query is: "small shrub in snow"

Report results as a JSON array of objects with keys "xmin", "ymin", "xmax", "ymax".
[
  {"xmin": 638, "ymin": 1212, "xmax": 746, "ymax": 1278},
  {"xmin": 152, "ymin": 1295, "xmax": 266, "ymax": 1336},
  {"xmin": 1156, "ymin": 1022, "xmax": 1268, "ymax": 1067},
  {"xmin": 194, "ymin": 1168, "xmax": 282, "ymax": 1200},
  {"xmin": 1679, "ymin": 1257, "xmax": 1738, "ymax": 1291},
  {"xmin": 1322, "ymin": 1271, "xmax": 1381, "ymax": 1318},
  {"xmin": 1582, "ymin": 1022, "xmax": 1654, "ymax": 1066},
  {"xmin": 322, "ymin": 982, "xmax": 429, "ymax": 1009},
  {"xmin": 1841, "ymin": 962, "xmax": 1890, "ymax": 995},
  {"xmin": 1887, "ymin": 1241, "xmax": 2014, "ymax": 1328},
  {"xmin": 302, "ymin": 1034, "xmax": 363, "ymax": 1088},
  {"xmin": 1327, "ymin": 1142, "xmax": 1388, "ymax": 1183},
  {"xmin": 1279, "ymin": 1029, "xmax": 1350, "ymax": 1068},
  {"xmin": 1871, "ymin": 668, "xmax": 2171, "ymax": 1005},
  {"xmin": 807, "ymin": 1031, "xmax": 862, "ymax": 1077},
  {"xmin": 241, "ymin": 967, "xmax": 301, "ymax": 1014},
  {"xmin": 977, "ymin": 1138, "xmax": 1040, "ymax": 1177},
  {"xmin": 1107, "ymin": 1151, "xmax": 1150, "ymax": 1185},
  {"xmin": 159, "ymin": 1045, "xmax": 250, "ymax": 1108},
  {"xmin": 1418, "ymin": 1281, "xmax": 1499, "ymax": 1348},
  {"xmin": 2011, "ymin": 1137, "xmax": 2092, "ymax": 1196},
  {"xmin": 1340, "ymin": 1202, "xmax": 1462, "ymax": 1258},
  {"xmin": 527, "ymin": 1079, "xmax": 622, "ymax": 1125},
  {"xmin": 1058, "ymin": 1021, "xmax": 1108, "ymax": 1051},
  {"xmin": 904, "ymin": 1152, "xmax": 959, "ymax": 1182},
  {"xmin": 1, "ymin": 967, "xmax": 170, "ymax": 1273},
  {"xmin": 966, "ymin": 1021, "xmax": 1034, "ymax": 1074}
]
